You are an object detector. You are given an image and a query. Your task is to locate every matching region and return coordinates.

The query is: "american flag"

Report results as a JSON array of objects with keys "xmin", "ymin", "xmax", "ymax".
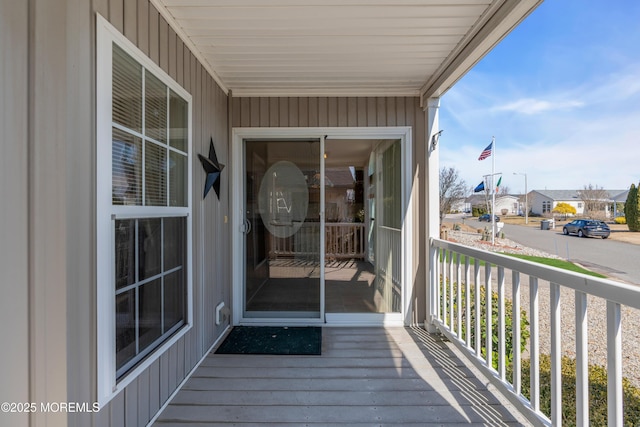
[{"xmin": 478, "ymin": 142, "xmax": 493, "ymax": 161}]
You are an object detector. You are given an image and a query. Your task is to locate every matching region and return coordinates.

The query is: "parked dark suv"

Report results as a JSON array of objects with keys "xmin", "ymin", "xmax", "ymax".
[
  {"xmin": 478, "ymin": 214, "xmax": 500, "ymax": 222},
  {"xmin": 562, "ymin": 219, "xmax": 610, "ymax": 239}
]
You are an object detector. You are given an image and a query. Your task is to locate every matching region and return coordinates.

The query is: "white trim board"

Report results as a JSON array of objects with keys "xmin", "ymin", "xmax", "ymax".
[{"xmin": 231, "ymin": 126, "xmax": 413, "ymax": 327}]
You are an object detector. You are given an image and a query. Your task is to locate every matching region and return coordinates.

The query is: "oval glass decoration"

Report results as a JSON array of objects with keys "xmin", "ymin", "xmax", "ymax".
[{"xmin": 258, "ymin": 161, "xmax": 309, "ymax": 238}]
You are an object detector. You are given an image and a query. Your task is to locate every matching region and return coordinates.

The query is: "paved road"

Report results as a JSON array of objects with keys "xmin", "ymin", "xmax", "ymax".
[{"xmin": 446, "ymin": 215, "xmax": 640, "ymax": 285}]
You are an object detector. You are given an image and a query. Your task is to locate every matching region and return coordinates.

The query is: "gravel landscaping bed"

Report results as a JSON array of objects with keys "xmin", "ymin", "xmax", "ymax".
[{"xmin": 444, "ymin": 230, "xmax": 640, "ymax": 389}]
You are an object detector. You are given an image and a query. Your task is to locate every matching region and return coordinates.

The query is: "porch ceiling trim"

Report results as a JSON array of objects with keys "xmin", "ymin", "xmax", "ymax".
[{"xmin": 151, "ymin": 0, "xmax": 542, "ymax": 100}]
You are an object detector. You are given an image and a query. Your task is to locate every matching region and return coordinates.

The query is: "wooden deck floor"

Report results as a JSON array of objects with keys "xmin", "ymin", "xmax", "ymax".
[{"xmin": 154, "ymin": 327, "xmax": 529, "ymax": 426}]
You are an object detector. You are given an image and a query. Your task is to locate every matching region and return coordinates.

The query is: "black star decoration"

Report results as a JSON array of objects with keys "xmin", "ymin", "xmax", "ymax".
[{"xmin": 198, "ymin": 137, "xmax": 225, "ymax": 200}]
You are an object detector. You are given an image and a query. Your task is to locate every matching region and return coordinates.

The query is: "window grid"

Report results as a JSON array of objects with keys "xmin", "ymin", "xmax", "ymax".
[{"xmin": 111, "ymin": 41, "xmax": 189, "ymax": 379}]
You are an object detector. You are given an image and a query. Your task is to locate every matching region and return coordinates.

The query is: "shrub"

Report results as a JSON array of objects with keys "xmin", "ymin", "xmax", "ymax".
[
  {"xmin": 625, "ymin": 183, "xmax": 640, "ymax": 231},
  {"xmin": 440, "ymin": 277, "xmax": 529, "ymax": 372},
  {"xmin": 516, "ymin": 355, "xmax": 640, "ymax": 426},
  {"xmin": 553, "ymin": 202, "xmax": 577, "ymax": 218},
  {"xmin": 615, "ymin": 216, "xmax": 627, "ymax": 224},
  {"xmin": 472, "ymin": 206, "xmax": 487, "ymax": 217}
]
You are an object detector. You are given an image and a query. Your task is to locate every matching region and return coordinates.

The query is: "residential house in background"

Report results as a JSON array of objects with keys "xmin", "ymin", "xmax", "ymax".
[
  {"xmin": 464, "ymin": 194, "xmax": 520, "ymax": 215},
  {"xmin": 529, "ymin": 189, "xmax": 626, "ymax": 218}
]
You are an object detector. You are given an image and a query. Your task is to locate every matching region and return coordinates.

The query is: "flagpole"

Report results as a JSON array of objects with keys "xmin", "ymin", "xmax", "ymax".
[{"xmin": 491, "ymin": 136, "xmax": 496, "ymax": 245}]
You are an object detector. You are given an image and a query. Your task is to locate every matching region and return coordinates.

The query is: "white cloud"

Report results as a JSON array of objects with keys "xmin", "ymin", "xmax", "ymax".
[{"xmin": 494, "ymin": 98, "xmax": 584, "ymax": 115}]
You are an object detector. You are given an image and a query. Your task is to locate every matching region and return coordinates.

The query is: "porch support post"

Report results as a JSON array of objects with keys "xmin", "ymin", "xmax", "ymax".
[{"xmin": 425, "ymin": 97, "xmax": 440, "ymax": 332}]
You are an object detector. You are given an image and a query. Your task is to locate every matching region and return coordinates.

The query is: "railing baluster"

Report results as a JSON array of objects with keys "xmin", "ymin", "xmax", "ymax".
[
  {"xmin": 434, "ymin": 247, "xmax": 441, "ymax": 323},
  {"xmin": 550, "ymin": 283, "xmax": 562, "ymax": 427},
  {"xmin": 485, "ymin": 262, "xmax": 492, "ymax": 369},
  {"xmin": 575, "ymin": 290, "xmax": 588, "ymax": 426},
  {"xmin": 474, "ymin": 258, "xmax": 481, "ymax": 358},
  {"xmin": 607, "ymin": 301, "xmax": 622, "ymax": 427},
  {"xmin": 530, "ymin": 276, "xmax": 540, "ymax": 413},
  {"xmin": 512, "ymin": 271, "xmax": 521, "ymax": 395},
  {"xmin": 449, "ymin": 250, "xmax": 454, "ymax": 331},
  {"xmin": 456, "ymin": 253, "xmax": 462, "ymax": 339},
  {"xmin": 441, "ymin": 249, "xmax": 447, "ymax": 325},
  {"xmin": 465, "ymin": 256, "xmax": 471, "ymax": 349},
  {"xmin": 498, "ymin": 266, "xmax": 505, "ymax": 381}
]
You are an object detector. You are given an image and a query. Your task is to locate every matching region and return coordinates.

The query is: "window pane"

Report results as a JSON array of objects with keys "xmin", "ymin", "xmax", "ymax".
[
  {"xmin": 116, "ymin": 290, "xmax": 136, "ymax": 371},
  {"xmin": 382, "ymin": 141, "xmax": 401, "ymax": 229},
  {"xmin": 138, "ymin": 218, "xmax": 162, "ymax": 279},
  {"xmin": 145, "ymin": 70, "xmax": 167, "ymax": 143},
  {"xmin": 169, "ymin": 151, "xmax": 187, "ymax": 207},
  {"xmin": 138, "ymin": 279, "xmax": 162, "ymax": 351},
  {"xmin": 113, "ymin": 44, "xmax": 142, "ymax": 133},
  {"xmin": 112, "ymin": 128, "xmax": 142, "ymax": 205},
  {"xmin": 169, "ymin": 90, "xmax": 188, "ymax": 152},
  {"xmin": 164, "ymin": 270, "xmax": 185, "ymax": 331},
  {"xmin": 115, "ymin": 219, "xmax": 136, "ymax": 289},
  {"xmin": 163, "ymin": 216, "xmax": 185, "ymax": 270},
  {"xmin": 145, "ymin": 141, "xmax": 167, "ymax": 206}
]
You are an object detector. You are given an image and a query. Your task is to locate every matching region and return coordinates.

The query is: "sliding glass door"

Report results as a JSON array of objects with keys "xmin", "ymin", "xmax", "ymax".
[
  {"xmin": 243, "ymin": 140, "xmax": 322, "ymax": 319},
  {"xmin": 238, "ymin": 135, "xmax": 405, "ymax": 324}
]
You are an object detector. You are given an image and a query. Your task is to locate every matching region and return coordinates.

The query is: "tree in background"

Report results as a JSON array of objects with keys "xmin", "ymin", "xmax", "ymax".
[
  {"xmin": 578, "ymin": 184, "xmax": 609, "ymax": 216},
  {"xmin": 625, "ymin": 183, "xmax": 640, "ymax": 231},
  {"xmin": 439, "ymin": 167, "xmax": 467, "ymax": 221},
  {"xmin": 552, "ymin": 202, "xmax": 577, "ymax": 220}
]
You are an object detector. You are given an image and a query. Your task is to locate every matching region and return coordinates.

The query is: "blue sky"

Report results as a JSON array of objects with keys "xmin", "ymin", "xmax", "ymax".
[{"xmin": 439, "ymin": 0, "xmax": 640, "ymax": 195}]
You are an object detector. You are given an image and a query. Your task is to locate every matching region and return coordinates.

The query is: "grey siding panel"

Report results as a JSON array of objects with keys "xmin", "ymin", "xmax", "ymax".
[
  {"xmin": 233, "ymin": 96, "xmax": 421, "ymax": 132},
  {"xmin": 269, "ymin": 97, "xmax": 279, "ymax": 126},
  {"xmin": 176, "ymin": 39, "xmax": 184, "ymax": 86},
  {"xmin": 149, "ymin": 359, "xmax": 161, "ymax": 418},
  {"xmin": 0, "ymin": 3, "xmax": 29, "ymax": 427},
  {"xmin": 137, "ymin": 369, "xmax": 151, "ymax": 426},
  {"xmin": 168, "ymin": 28, "xmax": 177, "ymax": 80},
  {"xmin": 289, "ymin": 97, "xmax": 299, "ymax": 126},
  {"xmin": 29, "ymin": 2, "xmax": 71, "ymax": 423},
  {"xmin": 299, "ymin": 97, "xmax": 309, "ymax": 127},
  {"xmin": 110, "ymin": 391, "xmax": 125, "ymax": 427},
  {"xmin": 160, "ymin": 352, "xmax": 170, "ymax": 405},
  {"xmin": 109, "ymin": 0, "xmax": 124, "ymax": 32},
  {"xmin": 159, "ymin": 17, "xmax": 169, "ymax": 73},
  {"xmin": 377, "ymin": 97, "xmax": 387, "ymax": 125},
  {"xmin": 137, "ymin": 0, "xmax": 149, "ymax": 55},
  {"xmin": 318, "ymin": 97, "xmax": 328, "ymax": 126},
  {"xmin": 347, "ymin": 97, "xmax": 358, "ymax": 127},
  {"xmin": 337, "ymin": 97, "xmax": 348, "ymax": 126},
  {"xmin": 123, "ymin": 0, "xmax": 137, "ymax": 44},
  {"xmin": 148, "ymin": 6, "xmax": 159, "ymax": 64},
  {"xmin": 124, "ymin": 378, "xmax": 138, "ymax": 426}
]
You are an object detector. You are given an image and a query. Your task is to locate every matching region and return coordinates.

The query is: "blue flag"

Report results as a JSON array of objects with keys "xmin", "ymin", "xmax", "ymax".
[{"xmin": 474, "ymin": 181, "xmax": 485, "ymax": 192}]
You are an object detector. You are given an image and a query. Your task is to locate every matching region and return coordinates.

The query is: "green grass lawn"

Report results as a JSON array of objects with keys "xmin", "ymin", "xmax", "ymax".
[
  {"xmin": 504, "ymin": 253, "xmax": 607, "ymax": 278},
  {"xmin": 439, "ymin": 252, "xmax": 607, "ymax": 278}
]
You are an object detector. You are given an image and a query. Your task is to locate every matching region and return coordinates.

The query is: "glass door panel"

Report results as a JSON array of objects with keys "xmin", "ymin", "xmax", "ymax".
[
  {"xmin": 244, "ymin": 140, "xmax": 321, "ymax": 318},
  {"xmin": 375, "ymin": 140, "xmax": 402, "ymax": 313}
]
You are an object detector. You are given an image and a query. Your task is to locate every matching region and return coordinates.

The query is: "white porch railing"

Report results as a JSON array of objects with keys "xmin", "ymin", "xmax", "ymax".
[
  {"xmin": 270, "ymin": 222, "xmax": 365, "ymax": 260},
  {"xmin": 429, "ymin": 237, "xmax": 640, "ymax": 427}
]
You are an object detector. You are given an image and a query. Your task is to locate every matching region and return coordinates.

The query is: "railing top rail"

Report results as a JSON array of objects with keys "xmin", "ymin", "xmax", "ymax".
[{"xmin": 431, "ymin": 237, "xmax": 640, "ymax": 310}]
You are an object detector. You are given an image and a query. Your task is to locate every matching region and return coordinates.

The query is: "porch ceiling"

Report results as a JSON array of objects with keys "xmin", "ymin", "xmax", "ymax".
[{"xmin": 152, "ymin": 0, "xmax": 541, "ymax": 100}]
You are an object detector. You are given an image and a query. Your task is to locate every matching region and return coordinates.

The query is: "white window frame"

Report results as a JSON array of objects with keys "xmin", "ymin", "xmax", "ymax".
[{"xmin": 96, "ymin": 14, "xmax": 193, "ymax": 405}]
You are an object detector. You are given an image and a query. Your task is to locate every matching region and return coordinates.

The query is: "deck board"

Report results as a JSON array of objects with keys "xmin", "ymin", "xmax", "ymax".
[{"xmin": 154, "ymin": 327, "xmax": 530, "ymax": 426}]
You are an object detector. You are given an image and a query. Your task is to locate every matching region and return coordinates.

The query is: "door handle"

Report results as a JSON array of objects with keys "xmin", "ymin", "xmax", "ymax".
[{"xmin": 242, "ymin": 218, "xmax": 252, "ymax": 234}]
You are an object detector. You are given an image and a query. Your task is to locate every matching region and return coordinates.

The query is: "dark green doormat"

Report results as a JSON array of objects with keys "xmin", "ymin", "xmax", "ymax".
[{"xmin": 215, "ymin": 326, "xmax": 322, "ymax": 355}]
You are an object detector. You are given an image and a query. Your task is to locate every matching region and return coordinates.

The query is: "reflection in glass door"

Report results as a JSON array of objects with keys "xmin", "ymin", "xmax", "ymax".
[
  {"xmin": 244, "ymin": 140, "xmax": 322, "ymax": 318},
  {"xmin": 323, "ymin": 139, "xmax": 402, "ymax": 315}
]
